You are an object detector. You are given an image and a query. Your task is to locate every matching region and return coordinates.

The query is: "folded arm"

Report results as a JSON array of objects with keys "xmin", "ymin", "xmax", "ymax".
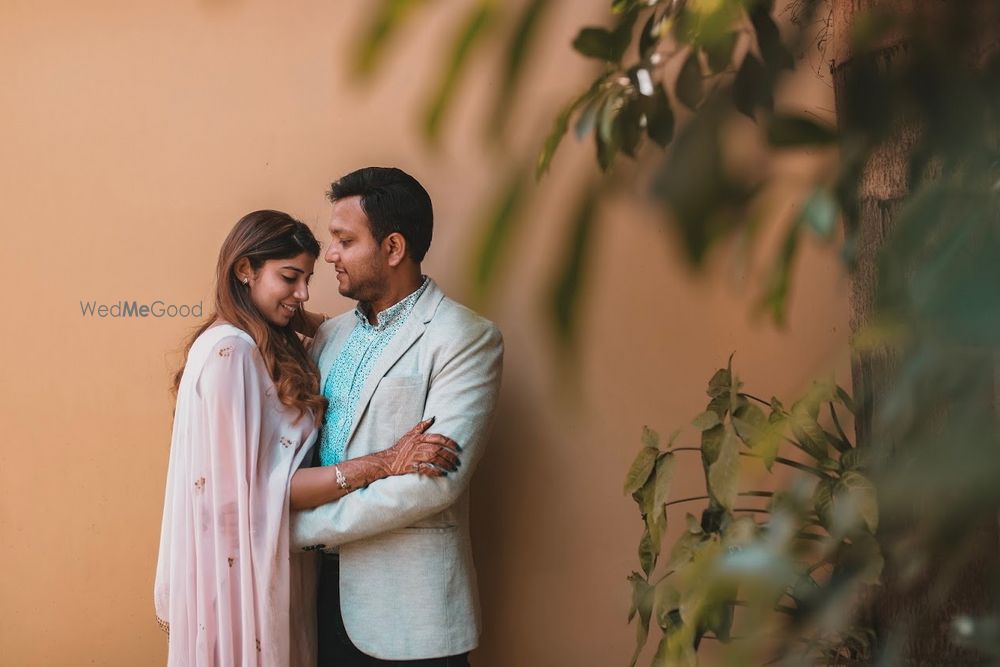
[
  {"xmin": 291, "ymin": 323, "xmax": 503, "ymax": 550},
  {"xmin": 288, "ymin": 420, "xmax": 458, "ymax": 510}
]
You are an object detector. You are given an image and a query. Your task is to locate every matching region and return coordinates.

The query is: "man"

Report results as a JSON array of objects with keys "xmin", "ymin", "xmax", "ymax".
[{"xmin": 292, "ymin": 166, "xmax": 504, "ymax": 666}]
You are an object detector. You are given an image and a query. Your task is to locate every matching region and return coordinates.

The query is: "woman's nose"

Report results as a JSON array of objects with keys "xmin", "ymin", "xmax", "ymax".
[{"xmin": 295, "ymin": 281, "xmax": 309, "ymax": 301}]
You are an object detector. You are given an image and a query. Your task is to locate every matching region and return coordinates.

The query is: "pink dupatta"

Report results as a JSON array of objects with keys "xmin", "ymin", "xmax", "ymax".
[{"xmin": 155, "ymin": 325, "xmax": 318, "ymax": 666}]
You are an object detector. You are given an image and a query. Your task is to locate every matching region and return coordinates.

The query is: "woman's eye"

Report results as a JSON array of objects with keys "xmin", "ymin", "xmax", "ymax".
[{"xmin": 282, "ymin": 275, "xmax": 297, "ymax": 283}]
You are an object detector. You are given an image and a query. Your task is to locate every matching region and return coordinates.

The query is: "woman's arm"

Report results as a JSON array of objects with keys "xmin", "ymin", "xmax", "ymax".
[{"xmin": 289, "ymin": 418, "xmax": 459, "ymax": 510}]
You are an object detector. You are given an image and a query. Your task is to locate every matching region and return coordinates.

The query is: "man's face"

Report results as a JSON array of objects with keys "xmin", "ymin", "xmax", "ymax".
[{"xmin": 324, "ymin": 196, "xmax": 388, "ymax": 303}]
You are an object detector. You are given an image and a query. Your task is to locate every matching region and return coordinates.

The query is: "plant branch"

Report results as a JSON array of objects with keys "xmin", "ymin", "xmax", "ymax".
[
  {"xmin": 740, "ymin": 392, "xmax": 773, "ymax": 408},
  {"xmin": 664, "ymin": 495, "xmax": 709, "ymax": 508},
  {"xmin": 740, "ymin": 451, "xmax": 832, "ymax": 478}
]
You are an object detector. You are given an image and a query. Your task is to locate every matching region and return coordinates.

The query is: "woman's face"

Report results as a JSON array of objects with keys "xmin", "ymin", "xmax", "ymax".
[{"xmin": 245, "ymin": 252, "xmax": 316, "ymax": 327}]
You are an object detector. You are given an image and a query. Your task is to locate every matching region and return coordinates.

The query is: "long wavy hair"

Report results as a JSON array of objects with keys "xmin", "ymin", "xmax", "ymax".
[{"xmin": 173, "ymin": 210, "xmax": 327, "ymax": 423}]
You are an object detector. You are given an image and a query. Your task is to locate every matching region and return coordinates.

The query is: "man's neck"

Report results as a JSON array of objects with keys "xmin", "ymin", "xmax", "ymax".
[{"xmin": 363, "ymin": 270, "xmax": 424, "ymax": 325}]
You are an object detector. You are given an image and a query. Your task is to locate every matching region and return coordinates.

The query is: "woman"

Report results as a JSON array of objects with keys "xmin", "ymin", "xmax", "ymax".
[{"xmin": 154, "ymin": 210, "xmax": 458, "ymax": 666}]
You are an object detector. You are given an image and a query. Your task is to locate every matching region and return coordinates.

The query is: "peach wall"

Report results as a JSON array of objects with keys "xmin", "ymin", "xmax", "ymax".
[{"xmin": 0, "ymin": 1, "xmax": 847, "ymax": 665}]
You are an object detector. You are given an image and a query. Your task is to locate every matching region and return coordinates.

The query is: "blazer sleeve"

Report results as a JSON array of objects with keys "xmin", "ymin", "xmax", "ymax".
[{"xmin": 290, "ymin": 320, "xmax": 503, "ymax": 550}]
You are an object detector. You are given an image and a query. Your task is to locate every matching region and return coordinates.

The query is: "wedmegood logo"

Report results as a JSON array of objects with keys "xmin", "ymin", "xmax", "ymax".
[{"xmin": 79, "ymin": 300, "xmax": 203, "ymax": 318}]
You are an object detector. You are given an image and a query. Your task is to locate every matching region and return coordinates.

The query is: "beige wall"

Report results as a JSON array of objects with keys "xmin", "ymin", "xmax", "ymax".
[{"xmin": 0, "ymin": 1, "xmax": 846, "ymax": 665}]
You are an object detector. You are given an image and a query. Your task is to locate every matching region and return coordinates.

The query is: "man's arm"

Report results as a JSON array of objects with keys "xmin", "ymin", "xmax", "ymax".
[{"xmin": 290, "ymin": 321, "xmax": 503, "ymax": 550}]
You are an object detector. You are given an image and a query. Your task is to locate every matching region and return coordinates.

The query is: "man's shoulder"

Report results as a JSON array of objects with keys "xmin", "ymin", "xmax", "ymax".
[{"xmin": 430, "ymin": 294, "xmax": 501, "ymax": 343}]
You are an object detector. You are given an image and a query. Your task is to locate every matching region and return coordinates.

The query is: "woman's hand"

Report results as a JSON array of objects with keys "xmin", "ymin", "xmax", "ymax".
[{"xmin": 380, "ymin": 417, "xmax": 460, "ymax": 477}]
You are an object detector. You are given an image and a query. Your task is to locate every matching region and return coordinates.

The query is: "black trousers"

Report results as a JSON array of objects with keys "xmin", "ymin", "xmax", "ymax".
[{"xmin": 317, "ymin": 554, "xmax": 471, "ymax": 667}]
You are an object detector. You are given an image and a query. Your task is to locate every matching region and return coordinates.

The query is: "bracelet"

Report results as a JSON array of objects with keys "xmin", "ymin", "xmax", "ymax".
[{"xmin": 334, "ymin": 465, "xmax": 350, "ymax": 490}]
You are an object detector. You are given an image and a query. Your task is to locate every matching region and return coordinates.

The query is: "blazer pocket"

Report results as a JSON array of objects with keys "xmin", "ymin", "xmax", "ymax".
[{"xmin": 377, "ymin": 375, "xmax": 422, "ymax": 389}]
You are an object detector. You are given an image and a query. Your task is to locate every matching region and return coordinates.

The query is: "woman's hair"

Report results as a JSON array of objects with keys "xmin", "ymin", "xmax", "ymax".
[{"xmin": 173, "ymin": 210, "xmax": 327, "ymax": 423}]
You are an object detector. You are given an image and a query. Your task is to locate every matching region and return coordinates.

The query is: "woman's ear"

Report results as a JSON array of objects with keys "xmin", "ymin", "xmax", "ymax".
[
  {"xmin": 234, "ymin": 257, "xmax": 253, "ymax": 285},
  {"xmin": 384, "ymin": 232, "xmax": 408, "ymax": 268}
]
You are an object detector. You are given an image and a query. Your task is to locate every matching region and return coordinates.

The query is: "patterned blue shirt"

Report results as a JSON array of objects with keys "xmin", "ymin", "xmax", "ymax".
[{"xmin": 317, "ymin": 277, "xmax": 430, "ymax": 466}]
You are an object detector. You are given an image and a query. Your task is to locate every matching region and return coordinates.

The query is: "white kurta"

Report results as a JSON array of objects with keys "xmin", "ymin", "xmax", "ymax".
[{"xmin": 155, "ymin": 324, "xmax": 318, "ymax": 666}]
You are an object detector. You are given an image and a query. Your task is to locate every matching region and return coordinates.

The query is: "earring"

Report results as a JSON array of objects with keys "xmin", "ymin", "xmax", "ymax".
[{"xmin": 242, "ymin": 277, "xmax": 249, "ymax": 285}]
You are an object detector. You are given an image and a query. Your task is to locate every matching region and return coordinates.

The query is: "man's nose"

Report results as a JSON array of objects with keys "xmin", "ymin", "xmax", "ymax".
[{"xmin": 324, "ymin": 246, "xmax": 338, "ymax": 263}]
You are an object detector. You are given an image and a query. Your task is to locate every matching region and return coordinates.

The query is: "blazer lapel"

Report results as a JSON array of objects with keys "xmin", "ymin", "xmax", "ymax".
[{"xmin": 343, "ymin": 280, "xmax": 446, "ymax": 452}]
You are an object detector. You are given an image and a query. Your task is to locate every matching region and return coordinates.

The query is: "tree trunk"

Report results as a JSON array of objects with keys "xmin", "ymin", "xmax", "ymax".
[{"xmin": 832, "ymin": 1, "xmax": 999, "ymax": 664}]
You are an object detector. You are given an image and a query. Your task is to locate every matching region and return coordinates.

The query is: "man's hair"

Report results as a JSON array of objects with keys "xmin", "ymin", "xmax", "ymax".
[{"xmin": 327, "ymin": 167, "xmax": 433, "ymax": 262}]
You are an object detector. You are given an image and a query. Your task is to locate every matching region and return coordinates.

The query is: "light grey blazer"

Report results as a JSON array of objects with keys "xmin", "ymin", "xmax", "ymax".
[{"xmin": 290, "ymin": 278, "xmax": 503, "ymax": 661}]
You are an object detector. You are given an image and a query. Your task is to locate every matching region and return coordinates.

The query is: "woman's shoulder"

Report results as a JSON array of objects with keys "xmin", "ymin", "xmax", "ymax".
[
  {"xmin": 183, "ymin": 325, "xmax": 260, "ymax": 383},
  {"xmin": 192, "ymin": 323, "xmax": 257, "ymax": 355}
]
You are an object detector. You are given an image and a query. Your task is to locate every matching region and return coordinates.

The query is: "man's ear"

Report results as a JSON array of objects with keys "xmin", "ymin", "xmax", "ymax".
[
  {"xmin": 384, "ymin": 232, "xmax": 408, "ymax": 267},
  {"xmin": 234, "ymin": 257, "xmax": 253, "ymax": 284}
]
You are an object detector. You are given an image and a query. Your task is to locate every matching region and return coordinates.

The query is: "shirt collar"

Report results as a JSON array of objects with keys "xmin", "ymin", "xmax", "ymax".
[{"xmin": 354, "ymin": 276, "xmax": 430, "ymax": 331}]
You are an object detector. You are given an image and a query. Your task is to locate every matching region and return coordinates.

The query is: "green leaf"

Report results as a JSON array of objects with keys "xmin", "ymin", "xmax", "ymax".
[
  {"xmin": 572, "ymin": 27, "xmax": 617, "ymax": 60},
  {"xmin": 616, "ymin": 96, "xmax": 644, "ymax": 158},
  {"xmin": 627, "ymin": 572, "xmax": 655, "ymax": 666},
  {"xmin": 652, "ymin": 453, "xmax": 677, "ymax": 521},
  {"xmin": 489, "ymin": 0, "xmax": 551, "ymax": 139},
  {"xmin": 758, "ymin": 217, "xmax": 801, "ymax": 326},
  {"xmin": 639, "ymin": 526, "xmax": 656, "ymax": 576},
  {"xmin": 667, "ymin": 530, "xmax": 707, "ymax": 570},
  {"xmin": 813, "ymin": 478, "xmax": 834, "ymax": 530},
  {"xmin": 733, "ymin": 52, "xmax": 770, "ymax": 118},
  {"xmin": 652, "ymin": 631, "xmax": 697, "ymax": 667},
  {"xmin": 625, "ymin": 446, "xmax": 660, "ymax": 495},
  {"xmin": 835, "ymin": 385, "xmax": 857, "ymax": 415},
  {"xmin": 747, "ymin": 411, "xmax": 785, "ymax": 471},
  {"xmin": 789, "ymin": 401, "xmax": 829, "ymax": 461},
  {"xmin": 633, "ymin": 471, "xmax": 657, "ymax": 517},
  {"xmin": 732, "ymin": 402, "xmax": 765, "ymax": 440},
  {"xmin": 627, "ymin": 571, "xmax": 651, "ymax": 621},
  {"xmin": 536, "ymin": 75, "xmax": 611, "ymax": 180},
  {"xmin": 749, "ymin": 3, "xmax": 794, "ymax": 70},
  {"xmin": 692, "ymin": 410, "xmax": 721, "ymax": 431},
  {"xmin": 767, "ymin": 114, "xmax": 838, "ymax": 148},
  {"xmin": 574, "ymin": 89, "xmax": 605, "ymax": 140},
  {"xmin": 701, "ymin": 424, "xmax": 725, "ymax": 468},
  {"xmin": 422, "ymin": 3, "xmax": 495, "ymax": 143},
  {"xmin": 799, "ymin": 189, "xmax": 839, "ymax": 239},
  {"xmin": 839, "ymin": 448, "xmax": 868, "ymax": 472},
  {"xmin": 835, "ymin": 470, "xmax": 879, "ymax": 534},
  {"xmin": 703, "ymin": 31, "xmax": 738, "ymax": 73},
  {"xmin": 638, "ymin": 10, "xmax": 665, "ymax": 60},
  {"xmin": 708, "ymin": 426, "xmax": 740, "ymax": 510},
  {"xmin": 642, "ymin": 426, "xmax": 661, "ymax": 449},
  {"xmin": 472, "ymin": 171, "xmax": 526, "ymax": 302},
  {"xmin": 704, "ymin": 601, "xmax": 735, "ymax": 642},
  {"xmin": 643, "ymin": 84, "xmax": 675, "ymax": 147},
  {"xmin": 675, "ymin": 49, "xmax": 704, "ymax": 109},
  {"xmin": 653, "ymin": 579, "xmax": 680, "ymax": 630},
  {"xmin": 549, "ymin": 185, "xmax": 599, "ymax": 342},
  {"xmin": 596, "ymin": 89, "xmax": 624, "ymax": 170},
  {"xmin": 707, "ymin": 366, "xmax": 732, "ymax": 399},
  {"xmin": 353, "ymin": 0, "xmax": 428, "ymax": 77}
]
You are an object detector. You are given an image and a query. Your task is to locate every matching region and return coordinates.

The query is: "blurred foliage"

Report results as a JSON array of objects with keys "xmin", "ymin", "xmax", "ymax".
[
  {"xmin": 350, "ymin": 0, "xmax": 1000, "ymax": 662},
  {"xmin": 625, "ymin": 362, "xmax": 881, "ymax": 664}
]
